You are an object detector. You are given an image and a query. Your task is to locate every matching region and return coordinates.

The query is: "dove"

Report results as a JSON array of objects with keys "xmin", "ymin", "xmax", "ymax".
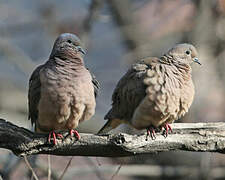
[
  {"xmin": 28, "ymin": 33, "xmax": 99, "ymax": 144},
  {"xmin": 98, "ymin": 43, "xmax": 200, "ymax": 139}
]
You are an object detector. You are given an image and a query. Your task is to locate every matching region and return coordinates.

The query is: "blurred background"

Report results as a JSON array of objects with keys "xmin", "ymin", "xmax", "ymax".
[{"xmin": 0, "ymin": 0, "xmax": 225, "ymax": 179}]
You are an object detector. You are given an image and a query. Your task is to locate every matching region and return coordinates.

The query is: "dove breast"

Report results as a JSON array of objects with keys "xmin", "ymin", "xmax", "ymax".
[
  {"xmin": 36, "ymin": 60, "xmax": 95, "ymax": 132},
  {"xmin": 131, "ymin": 58, "xmax": 194, "ymax": 130}
]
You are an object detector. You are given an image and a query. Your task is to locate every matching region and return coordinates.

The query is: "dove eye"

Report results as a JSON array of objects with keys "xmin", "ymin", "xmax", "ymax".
[
  {"xmin": 67, "ymin": 40, "xmax": 72, "ymax": 44},
  {"xmin": 186, "ymin": 50, "xmax": 190, "ymax": 55}
]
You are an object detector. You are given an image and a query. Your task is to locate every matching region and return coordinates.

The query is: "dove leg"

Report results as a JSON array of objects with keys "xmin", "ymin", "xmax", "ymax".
[
  {"xmin": 146, "ymin": 126, "xmax": 157, "ymax": 140},
  {"xmin": 65, "ymin": 104, "xmax": 85, "ymax": 140},
  {"xmin": 48, "ymin": 131, "xmax": 63, "ymax": 145},
  {"xmin": 69, "ymin": 129, "xmax": 81, "ymax": 140},
  {"xmin": 163, "ymin": 123, "xmax": 172, "ymax": 137}
]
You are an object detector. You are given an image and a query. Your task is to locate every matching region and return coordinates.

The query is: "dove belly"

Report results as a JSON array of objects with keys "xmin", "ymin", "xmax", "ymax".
[
  {"xmin": 37, "ymin": 78, "xmax": 95, "ymax": 132},
  {"xmin": 131, "ymin": 84, "xmax": 194, "ymax": 130},
  {"xmin": 131, "ymin": 89, "xmax": 181, "ymax": 130},
  {"xmin": 131, "ymin": 96, "xmax": 166, "ymax": 129}
]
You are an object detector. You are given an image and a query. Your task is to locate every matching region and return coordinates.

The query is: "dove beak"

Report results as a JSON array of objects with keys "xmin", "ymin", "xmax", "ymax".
[
  {"xmin": 76, "ymin": 46, "xmax": 86, "ymax": 55},
  {"xmin": 193, "ymin": 58, "xmax": 201, "ymax": 65}
]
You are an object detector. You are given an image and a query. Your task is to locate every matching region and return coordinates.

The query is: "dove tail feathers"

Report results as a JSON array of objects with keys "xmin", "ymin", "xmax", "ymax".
[{"xmin": 97, "ymin": 119, "xmax": 123, "ymax": 135}]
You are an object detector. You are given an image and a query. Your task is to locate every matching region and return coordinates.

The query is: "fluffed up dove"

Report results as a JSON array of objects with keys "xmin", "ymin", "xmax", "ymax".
[
  {"xmin": 98, "ymin": 43, "xmax": 201, "ymax": 139},
  {"xmin": 28, "ymin": 33, "xmax": 99, "ymax": 144}
]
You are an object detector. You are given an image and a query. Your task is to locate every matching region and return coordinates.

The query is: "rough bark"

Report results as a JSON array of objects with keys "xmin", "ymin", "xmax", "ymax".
[{"xmin": 0, "ymin": 118, "xmax": 225, "ymax": 157}]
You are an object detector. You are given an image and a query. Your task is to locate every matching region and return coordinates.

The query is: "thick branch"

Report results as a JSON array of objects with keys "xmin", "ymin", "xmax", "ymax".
[{"xmin": 0, "ymin": 118, "xmax": 225, "ymax": 157}]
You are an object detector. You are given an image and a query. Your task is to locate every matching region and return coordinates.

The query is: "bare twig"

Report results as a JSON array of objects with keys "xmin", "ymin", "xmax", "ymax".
[
  {"xmin": 1, "ymin": 118, "xmax": 225, "ymax": 157},
  {"xmin": 26, "ymin": 156, "xmax": 38, "ymax": 179},
  {"xmin": 34, "ymin": 158, "xmax": 58, "ymax": 180},
  {"xmin": 111, "ymin": 164, "xmax": 122, "ymax": 180},
  {"xmin": 84, "ymin": 157, "xmax": 106, "ymax": 180},
  {"xmin": 24, "ymin": 156, "xmax": 39, "ymax": 180},
  {"xmin": 59, "ymin": 156, "xmax": 74, "ymax": 180},
  {"xmin": 48, "ymin": 155, "xmax": 51, "ymax": 180}
]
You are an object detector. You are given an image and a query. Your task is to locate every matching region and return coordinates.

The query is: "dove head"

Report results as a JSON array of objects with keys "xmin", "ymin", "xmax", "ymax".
[
  {"xmin": 167, "ymin": 43, "xmax": 201, "ymax": 66},
  {"xmin": 50, "ymin": 33, "xmax": 86, "ymax": 60}
]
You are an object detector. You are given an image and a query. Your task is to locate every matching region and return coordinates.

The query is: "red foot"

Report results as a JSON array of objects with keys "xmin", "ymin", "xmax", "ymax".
[
  {"xmin": 69, "ymin": 129, "xmax": 81, "ymax": 140},
  {"xmin": 48, "ymin": 131, "xmax": 63, "ymax": 145},
  {"xmin": 163, "ymin": 123, "xmax": 172, "ymax": 137},
  {"xmin": 146, "ymin": 126, "xmax": 156, "ymax": 140}
]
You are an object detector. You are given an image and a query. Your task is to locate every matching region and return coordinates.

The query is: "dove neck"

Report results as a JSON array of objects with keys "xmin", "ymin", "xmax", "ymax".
[
  {"xmin": 160, "ymin": 55, "xmax": 192, "ymax": 81},
  {"xmin": 160, "ymin": 55, "xmax": 191, "ymax": 71},
  {"xmin": 174, "ymin": 62, "xmax": 192, "ymax": 73},
  {"xmin": 51, "ymin": 55, "xmax": 85, "ymax": 69},
  {"xmin": 159, "ymin": 55, "xmax": 173, "ymax": 65},
  {"xmin": 51, "ymin": 48, "xmax": 84, "ymax": 65}
]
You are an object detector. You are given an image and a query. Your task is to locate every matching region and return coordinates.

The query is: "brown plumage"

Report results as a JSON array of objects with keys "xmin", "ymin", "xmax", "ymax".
[
  {"xmin": 28, "ymin": 33, "xmax": 99, "ymax": 144},
  {"xmin": 98, "ymin": 43, "xmax": 200, "ymax": 138}
]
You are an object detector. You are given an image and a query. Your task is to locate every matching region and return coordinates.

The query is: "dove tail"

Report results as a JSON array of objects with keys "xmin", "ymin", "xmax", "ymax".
[{"xmin": 97, "ymin": 119, "xmax": 123, "ymax": 135}]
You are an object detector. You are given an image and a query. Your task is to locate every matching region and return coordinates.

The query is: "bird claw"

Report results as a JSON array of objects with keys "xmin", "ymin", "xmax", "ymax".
[
  {"xmin": 69, "ymin": 129, "xmax": 81, "ymax": 140},
  {"xmin": 48, "ymin": 131, "xmax": 63, "ymax": 145},
  {"xmin": 163, "ymin": 123, "xmax": 172, "ymax": 137},
  {"xmin": 146, "ymin": 126, "xmax": 156, "ymax": 140}
]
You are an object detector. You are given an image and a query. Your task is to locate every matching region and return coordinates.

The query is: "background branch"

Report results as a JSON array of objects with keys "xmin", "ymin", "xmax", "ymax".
[
  {"xmin": 107, "ymin": 0, "xmax": 146, "ymax": 61},
  {"xmin": 81, "ymin": 0, "xmax": 104, "ymax": 45},
  {"xmin": 0, "ymin": 118, "xmax": 225, "ymax": 157}
]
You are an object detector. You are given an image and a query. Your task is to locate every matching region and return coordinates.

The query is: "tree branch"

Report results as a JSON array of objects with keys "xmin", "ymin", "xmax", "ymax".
[{"xmin": 0, "ymin": 118, "xmax": 225, "ymax": 157}]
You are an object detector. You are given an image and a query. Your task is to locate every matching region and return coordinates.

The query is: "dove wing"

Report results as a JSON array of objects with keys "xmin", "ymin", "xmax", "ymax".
[
  {"xmin": 28, "ymin": 64, "xmax": 44, "ymax": 126},
  {"xmin": 104, "ymin": 58, "xmax": 157, "ymax": 121}
]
